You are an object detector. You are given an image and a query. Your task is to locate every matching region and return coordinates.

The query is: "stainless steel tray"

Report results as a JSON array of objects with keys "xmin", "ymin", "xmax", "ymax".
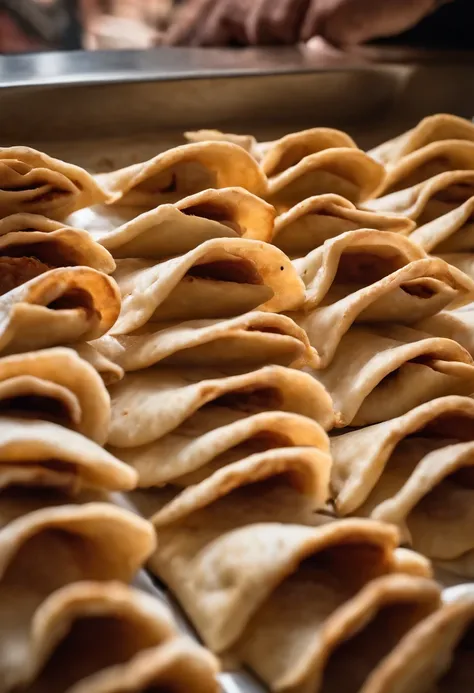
[
  {"xmin": 2, "ymin": 47, "xmax": 474, "ymax": 164},
  {"xmin": 2, "ymin": 46, "xmax": 474, "ymax": 692}
]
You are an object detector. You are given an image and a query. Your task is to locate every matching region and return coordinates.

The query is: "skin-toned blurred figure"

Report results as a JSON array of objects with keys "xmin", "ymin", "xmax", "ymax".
[
  {"xmin": 165, "ymin": 0, "xmax": 451, "ymax": 47},
  {"xmin": 0, "ymin": 0, "xmax": 470, "ymax": 53}
]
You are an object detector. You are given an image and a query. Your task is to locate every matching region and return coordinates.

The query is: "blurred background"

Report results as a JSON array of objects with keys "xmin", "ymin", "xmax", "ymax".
[
  {"xmin": 0, "ymin": 0, "xmax": 172, "ymax": 52},
  {"xmin": 0, "ymin": 0, "xmax": 472, "ymax": 55}
]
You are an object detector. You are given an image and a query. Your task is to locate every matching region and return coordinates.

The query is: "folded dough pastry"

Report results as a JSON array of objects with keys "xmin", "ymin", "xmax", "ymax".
[
  {"xmin": 292, "ymin": 230, "xmax": 474, "ymax": 366},
  {"xmin": 273, "ymin": 193, "xmax": 415, "ymax": 259},
  {"xmin": 145, "ymin": 442, "xmax": 331, "ymax": 525},
  {"xmin": 0, "ymin": 214, "xmax": 115, "ymax": 275},
  {"xmin": 331, "ymin": 394, "xmax": 474, "ymax": 515},
  {"xmin": 0, "ymin": 348, "xmax": 110, "ymax": 442},
  {"xmin": 372, "ymin": 141, "xmax": 474, "ymax": 199},
  {"xmin": 369, "ymin": 114, "xmax": 474, "ymax": 166},
  {"xmin": 417, "ymin": 308, "xmax": 474, "ymax": 359},
  {"xmin": 368, "ymin": 440, "xmax": 474, "ymax": 575},
  {"xmin": 112, "ymin": 409, "xmax": 329, "ymax": 488},
  {"xmin": 241, "ymin": 573, "xmax": 440, "ymax": 693},
  {"xmin": 147, "ymin": 511, "xmax": 402, "ymax": 671},
  {"xmin": 111, "ymin": 238, "xmax": 304, "ymax": 334},
  {"xmin": 96, "ymin": 142, "xmax": 267, "ymax": 207},
  {"xmin": 0, "ymin": 418, "xmax": 136, "ymax": 491},
  {"xmin": 67, "ymin": 639, "xmax": 219, "ymax": 693},
  {"xmin": 0, "ymin": 266, "xmax": 121, "ymax": 355},
  {"xmin": 107, "ymin": 365, "xmax": 334, "ymax": 449},
  {"xmin": 93, "ymin": 311, "xmax": 317, "ymax": 372},
  {"xmin": 71, "ymin": 187, "xmax": 275, "ymax": 259},
  {"xmin": 332, "ymin": 397, "xmax": 474, "ymax": 574},
  {"xmin": 14, "ymin": 581, "xmax": 219, "ymax": 693},
  {"xmin": 265, "ymin": 148, "xmax": 385, "ymax": 212},
  {"xmin": 361, "ymin": 592, "xmax": 474, "ymax": 693},
  {"xmin": 313, "ymin": 325, "xmax": 474, "ymax": 426},
  {"xmin": 0, "ymin": 147, "xmax": 107, "ymax": 220},
  {"xmin": 364, "ymin": 170, "xmax": 474, "ymax": 223},
  {"xmin": 186, "ymin": 127, "xmax": 357, "ymax": 177},
  {"xmin": 0, "ymin": 494, "xmax": 155, "ymax": 690}
]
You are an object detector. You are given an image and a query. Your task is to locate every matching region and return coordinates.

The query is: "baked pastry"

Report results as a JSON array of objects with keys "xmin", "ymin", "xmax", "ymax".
[
  {"xmin": 312, "ymin": 325, "xmax": 474, "ymax": 426},
  {"xmin": 71, "ymin": 187, "xmax": 275, "ymax": 257},
  {"xmin": 360, "ymin": 587, "xmax": 474, "ymax": 693},
  {"xmin": 265, "ymin": 148, "xmax": 384, "ymax": 212},
  {"xmin": 0, "ymin": 267, "xmax": 120, "ymax": 355},
  {"xmin": 417, "ymin": 307, "xmax": 474, "ymax": 359},
  {"xmin": 110, "ymin": 238, "xmax": 304, "ymax": 333},
  {"xmin": 369, "ymin": 114, "xmax": 474, "ymax": 166},
  {"xmin": 10, "ymin": 581, "xmax": 219, "ymax": 693},
  {"xmin": 331, "ymin": 395, "xmax": 474, "ymax": 575},
  {"xmin": 185, "ymin": 127, "xmax": 358, "ymax": 175},
  {"xmin": 0, "ymin": 214, "xmax": 115, "ymax": 274},
  {"xmin": 96, "ymin": 142, "xmax": 267, "ymax": 208},
  {"xmin": 107, "ymin": 364, "xmax": 333, "ymax": 446},
  {"xmin": 144, "ymin": 470, "xmax": 437, "ymax": 693},
  {"xmin": 93, "ymin": 311, "xmax": 318, "ymax": 371},
  {"xmin": 370, "ymin": 141, "xmax": 474, "ymax": 200},
  {"xmin": 364, "ymin": 170, "xmax": 474, "ymax": 223},
  {"xmin": 0, "ymin": 418, "xmax": 136, "ymax": 492},
  {"xmin": 0, "ymin": 347, "xmax": 110, "ymax": 442},
  {"xmin": 291, "ymin": 229, "xmax": 474, "ymax": 367},
  {"xmin": 0, "ymin": 147, "xmax": 107, "ymax": 220},
  {"xmin": 409, "ymin": 196, "xmax": 474, "ymax": 279},
  {"xmin": 0, "ymin": 492, "xmax": 154, "ymax": 690},
  {"xmin": 272, "ymin": 193, "xmax": 414, "ymax": 259}
]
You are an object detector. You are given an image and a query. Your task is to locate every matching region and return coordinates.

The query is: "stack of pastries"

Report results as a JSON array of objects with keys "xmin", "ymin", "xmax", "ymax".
[
  {"xmin": 3, "ymin": 115, "xmax": 474, "ymax": 692},
  {"xmin": 0, "ymin": 148, "xmax": 219, "ymax": 692}
]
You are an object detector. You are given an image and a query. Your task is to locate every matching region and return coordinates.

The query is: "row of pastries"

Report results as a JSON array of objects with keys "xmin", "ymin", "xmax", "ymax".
[
  {"xmin": 0, "ymin": 148, "xmax": 221, "ymax": 692},
  {"xmin": 2, "ymin": 113, "xmax": 474, "ymax": 692}
]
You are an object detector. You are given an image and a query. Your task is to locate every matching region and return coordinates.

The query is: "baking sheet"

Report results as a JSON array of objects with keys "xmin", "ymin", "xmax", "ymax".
[
  {"xmin": 2, "ymin": 47, "xmax": 474, "ymax": 160},
  {"xmin": 3, "ymin": 47, "xmax": 474, "ymax": 692}
]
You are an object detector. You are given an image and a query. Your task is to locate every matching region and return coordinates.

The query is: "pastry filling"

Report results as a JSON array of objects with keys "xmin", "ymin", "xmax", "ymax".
[{"xmin": 0, "ymin": 257, "xmax": 52, "ymax": 295}]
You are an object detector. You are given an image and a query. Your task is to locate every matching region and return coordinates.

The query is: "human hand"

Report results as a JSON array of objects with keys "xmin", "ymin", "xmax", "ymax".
[{"xmin": 165, "ymin": 0, "xmax": 451, "ymax": 47}]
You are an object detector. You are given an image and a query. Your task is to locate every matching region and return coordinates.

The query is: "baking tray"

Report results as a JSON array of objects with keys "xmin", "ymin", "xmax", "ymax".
[
  {"xmin": 2, "ymin": 46, "xmax": 474, "ymax": 166},
  {"xmin": 3, "ymin": 46, "xmax": 474, "ymax": 692}
]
